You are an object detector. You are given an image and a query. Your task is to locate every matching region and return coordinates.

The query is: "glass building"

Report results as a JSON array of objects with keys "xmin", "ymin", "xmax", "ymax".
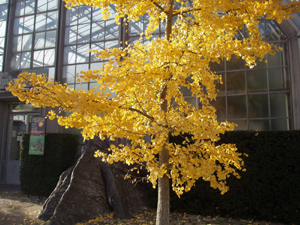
[{"xmin": 0, "ymin": 0, "xmax": 300, "ymax": 184}]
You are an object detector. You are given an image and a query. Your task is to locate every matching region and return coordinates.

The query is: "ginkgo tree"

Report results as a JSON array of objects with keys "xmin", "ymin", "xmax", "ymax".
[{"xmin": 7, "ymin": 0, "xmax": 300, "ymax": 224}]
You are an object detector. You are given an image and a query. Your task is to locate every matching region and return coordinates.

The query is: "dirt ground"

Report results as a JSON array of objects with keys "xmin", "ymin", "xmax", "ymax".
[
  {"xmin": 0, "ymin": 184, "xmax": 287, "ymax": 225},
  {"xmin": 0, "ymin": 185, "xmax": 45, "ymax": 225}
]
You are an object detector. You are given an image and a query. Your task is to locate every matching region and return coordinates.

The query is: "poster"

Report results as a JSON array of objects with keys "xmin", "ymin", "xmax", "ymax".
[{"xmin": 29, "ymin": 117, "xmax": 46, "ymax": 155}]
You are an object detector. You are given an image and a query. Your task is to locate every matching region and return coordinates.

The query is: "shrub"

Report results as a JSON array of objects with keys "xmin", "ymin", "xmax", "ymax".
[{"xmin": 20, "ymin": 133, "xmax": 79, "ymax": 197}]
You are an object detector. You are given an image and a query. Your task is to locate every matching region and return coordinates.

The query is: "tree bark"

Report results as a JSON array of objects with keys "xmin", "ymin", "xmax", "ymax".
[
  {"xmin": 155, "ymin": 144, "xmax": 170, "ymax": 225},
  {"xmin": 155, "ymin": 1, "xmax": 173, "ymax": 225}
]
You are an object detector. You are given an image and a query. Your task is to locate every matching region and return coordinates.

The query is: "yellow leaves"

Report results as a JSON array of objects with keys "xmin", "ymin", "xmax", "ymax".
[{"xmin": 7, "ymin": 0, "xmax": 300, "ymax": 198}]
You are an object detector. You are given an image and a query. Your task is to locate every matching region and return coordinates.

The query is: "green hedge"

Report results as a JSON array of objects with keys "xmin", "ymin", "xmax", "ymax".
[
  {"xmin": 20, "ymin": 133, "xmax": 79, "ymax": 197},
  {"xmin": 168, "ymin": 131, "xmax": 300, "ymax": 224}
]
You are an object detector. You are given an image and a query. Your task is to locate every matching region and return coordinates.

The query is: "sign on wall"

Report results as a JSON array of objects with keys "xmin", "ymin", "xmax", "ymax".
[{"xmin": 29, "ymin": 117, "xmax": 46, "ymax": 155}]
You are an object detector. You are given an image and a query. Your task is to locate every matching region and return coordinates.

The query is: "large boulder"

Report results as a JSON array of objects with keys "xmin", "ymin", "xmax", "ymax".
[{"xmin": 39, "ymin": 137, "xmax": 151, "ymax": 225}]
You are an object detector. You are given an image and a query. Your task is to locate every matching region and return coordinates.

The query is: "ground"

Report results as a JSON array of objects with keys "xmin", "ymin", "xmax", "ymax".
[{"xmin": 0, "ymin": 184, "xmax": 287, "ymax": 225}]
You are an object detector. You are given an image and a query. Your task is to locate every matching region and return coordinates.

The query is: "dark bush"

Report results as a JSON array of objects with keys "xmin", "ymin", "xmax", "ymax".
[
  {"xmin": 168, "ymin": 131, "xmax": 300, "ymax": 224},
  {"xmin": 20, "ymin": 133, "xmax": 79, "ymax": 197}
]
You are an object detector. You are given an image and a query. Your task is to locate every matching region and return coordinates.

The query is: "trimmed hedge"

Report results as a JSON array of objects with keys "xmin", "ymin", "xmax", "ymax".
[
  {"xmin": 168, "ymin": 131, "xmax": 300, "ymax": 224},
  {"xmin": 20, "ymin": 133, "xmax": 79, "ymax": 197}
]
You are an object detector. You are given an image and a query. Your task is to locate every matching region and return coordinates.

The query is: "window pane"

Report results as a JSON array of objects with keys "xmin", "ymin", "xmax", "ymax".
[
  {"xmin": 15, "ymin": 1, "xmax": 25, "ymax": 17},
  {"xmin": 64, "ymin": 46, "xmax": 76, "ymax": 64},
  {"xmin": 77, "ymin": 24, "xmax": 91, "ymax": 43},
  {"xmin": 92, "ymin": 7, "xmax": 103, "ymax": 22},
  {"xmin": 23, "ymin": 15, "xmax": 34, "ymax": 33},
  {"xmin": 227, "ymin": 95, "xmax": 246, "ymax": 118},
  {"xmin": 45, "ymin": 31, "xmax": 56, "ymax": 48},
  {"xmin": 65, "ymin": 26, "xmax": 77, "ymax": 44},
  {"xmin": 37, "ymin": 0, "xmax": 47, "ymax": 12},
  {"xmin": 227, "ymin": 71, "xmax": 245, "ymax": 94},
  {"xmin": 269, "ymin": 68, "xmax": 286, "ymax": 90},
  {"xmin": 66, "ymin": 7, "xmax": 78, "ymax": 26},
  {"xmin": 91, "ymin": 22, "xmax": 105, "ymax": 41},
  {"xmin": 185, "ymin": 97, "xmax": 197, "ymax": 107},
  {"xmin": 212, "ymin": 96, "xmax": 226, "ymax": 120},
  {"xmin": 10, "ymin": 53, "xmax": 21, "ymax": 69},
  {"xmin": 271, "ymin": 119, "xmax": 288, "ymax": 130},
  {"xmin": 230, "ymin": 120, "xmax": 247, "ymax": 130},
  {"xmin": 46, "ymin": 11, "xmax": 58, "ymax": 30},
  {"xmin": 268, "ymin": 51, "xmax": 281, "ymax": 67},
  {"xmin": 48, "ymin": 67, "xmax": 55, "ymax": 80},
  {"xmin": 22, "ymin": 34, "xmax": 33, "ymax": 51},
  {"xmin": 0, "ymin": 55, "xmax": 3, "ymax": 71},
  {"xmin": 249, "ymin": 119, "xmax": 270, "ymax": 131},
  {"xmin": 226, "ymin": 55, "xmax": 245, "ymax": 71},
  {"xmin": 48, "ymin": 0, "xmax": 58, "ymax": 11},
  {"xmin": 248, "ymin": 94, "xmax": 269, "ymax": 118},
  {"xmin": 180, "ymin": 86, "xmax": 192, "ymax": 96},
  {"xmin": 91, "ymin": 43, "xmax": 104, "ymax": 62},
  {"xmin": 33, "ymin": 50, "xmax": 44, "ymax": 67},
  {"xmin": 257, "ymin": 20, "xmax": 265, "ymax": 39},
  {"xmin": 35, "ymin": 14, "xmax": 46, "ymax": 31},
  {"xmin": 35, "ymin": 32, "xmax": 45, "ymax": 49},
  {"xmin": 216, "ymin": 73, "xmax": 225, "ymax": 94},
  {"xmin": 13, "ymin": 17, "xmax": 24, "ymax": 35},
  {"xmin": 266, "ymin": 20, "xmax": 281, "ymax": 41},
  {"xmin": 210, "ymin": 59, "xmax": 225, "ymax": 72},
  {"xmin": 12, "ymin": 36, "xmax": 22, "ymax": 52},
  {"xmin": 78, "ymin": 5, "xmax": 91, "ymax": 24},
  {"xmin": 270, "ymin": 93, "xmax": 288, "ymax": 118},
  {"xmin": 130, "ymin": 20, "xmax": 144, "ymax": 36},
  {"xmin": 77, "ymin": 83, "xmax": 88, "ymax": 91},
  {"xmin": 0, "ymin": 37, "xmax": 4, "ymax": 54},
  {"xmin": 20, "ymin": 52, "xmax": 31, "ymax": 68},
  {"xmin": 105, "ymin": 40, "xmax": 119, "ymax": 49},
  {"xmin": 0, "ymin": 5, "xmax": 8, "ymax": 20},
  {"xmin": 0, "ymin": 21, "xmax": 7, "ymax": 37},
  {"xmin": 247, "ymin": 69, "xmax": 267, "ymax": 92},
  {"xmin": 106, "ymin": 19, "xmax": 119, "ymax": 40},
  {"xmin": 24, "ymin": 0, "xmax": 35, "ymax": 15},
  {"xmin": 76, "ymin": 63, "xmax": 89, "ymax": 74},
  {"xmin": 253, "ymin": 57, "xmax": 266, "ymax": 69},
  {"xmin": 44, "ymin": 49, "xmax": 55, "ymax": 66},
  {"xmin": 76, "ymin": 44, "xmax": 89, "ymax": 63},
  {"xmin": 63, "ymin": 65, "xmax": 76, "ymax": 83}
]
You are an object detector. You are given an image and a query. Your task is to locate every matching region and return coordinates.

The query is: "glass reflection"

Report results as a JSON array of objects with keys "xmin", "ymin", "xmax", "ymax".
[
  {"xmin": 35, "ymin": 32, "xmax": 45, "ymax": 49},
  {"xmin": 0, "ymin": 5, "xmax": 7, "ymax": 20},
  {"xmin": 227, "ymin": 71, "xmax": 245, "ymax": 94},
  {"xmin": 247, "ymin": 69, "xmax": 267, "ymax": 92},
  {"xmin": 77, "ymin": 24, "xmax": 91, "ymax": 43},
  {"xmin": 76, "ymin": 44, "xmax": 89, "ymax": 63},
  {"xmin": 269, "ymin": 68, "xmax": 286, "ymax": 89},
  {"xmin": 20, "ymin": 52, "xmax": 31, "ymax": 68},
  {"xmin": 92, "ymin": 22, "xmax": 105, "ymax": 41},
  {"xmin": 268, "ymin": 51, "xmax": 281, "ymax": 67},
  {"xmin": 44, "ymin": 49, "xmax": 55, "ymax": 66},
  {"xmin": 249, "ymin": 119, "xmax": 269, "ymax": 130},
  {"xmin": 271, "ymin": 119, "xmax": 288, "ymax": 130},
  {"xmin": 248, "ymin": 94, "xmax": 269, "ymax": 118},
  {"xmin": 270, "ymin": 94, "xmax": 288, "ymax": 118},
  {"xmin": 23, "ymin": 15, "xmax": 34, "ymax": 33},
  {"xmin": 227, "ymin": 95, "xmax": 246, "ymax": 118}
]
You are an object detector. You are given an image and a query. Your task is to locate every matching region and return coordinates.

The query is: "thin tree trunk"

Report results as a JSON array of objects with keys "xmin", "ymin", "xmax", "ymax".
[
  {"xmin": 156, "ymin": 144, "xmax": 170, "ymax": 225},
  {"xmin": 156, "ymin": 1, "xmax": 173, "ymax": 225}
]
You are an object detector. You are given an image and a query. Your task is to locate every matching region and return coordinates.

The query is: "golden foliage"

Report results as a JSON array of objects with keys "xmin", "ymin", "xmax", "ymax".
[{"xmin": 7, "ymin": 0, "xmax": 300, "ymax": 196}]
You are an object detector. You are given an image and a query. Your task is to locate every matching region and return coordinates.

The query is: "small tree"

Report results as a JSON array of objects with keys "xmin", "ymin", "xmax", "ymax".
[{"xmin": 7, "ymin": 1, "xmax": 300, "ymax": 224}]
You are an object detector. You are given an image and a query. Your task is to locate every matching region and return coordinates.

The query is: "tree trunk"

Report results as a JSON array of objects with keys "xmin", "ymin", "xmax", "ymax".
[
  {"xmin": 156, "ymin": 145, "xmax": 170, "ymax": 225},
  {"xmin": 156, "ymin": 1, "xmax": 173, "ymax": 224}
]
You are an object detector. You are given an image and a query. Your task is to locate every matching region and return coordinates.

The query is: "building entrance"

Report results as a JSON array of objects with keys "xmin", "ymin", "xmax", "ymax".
[{"xmin": 5, "ymin": 103, "xmax": 40, "ymax": 184}]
